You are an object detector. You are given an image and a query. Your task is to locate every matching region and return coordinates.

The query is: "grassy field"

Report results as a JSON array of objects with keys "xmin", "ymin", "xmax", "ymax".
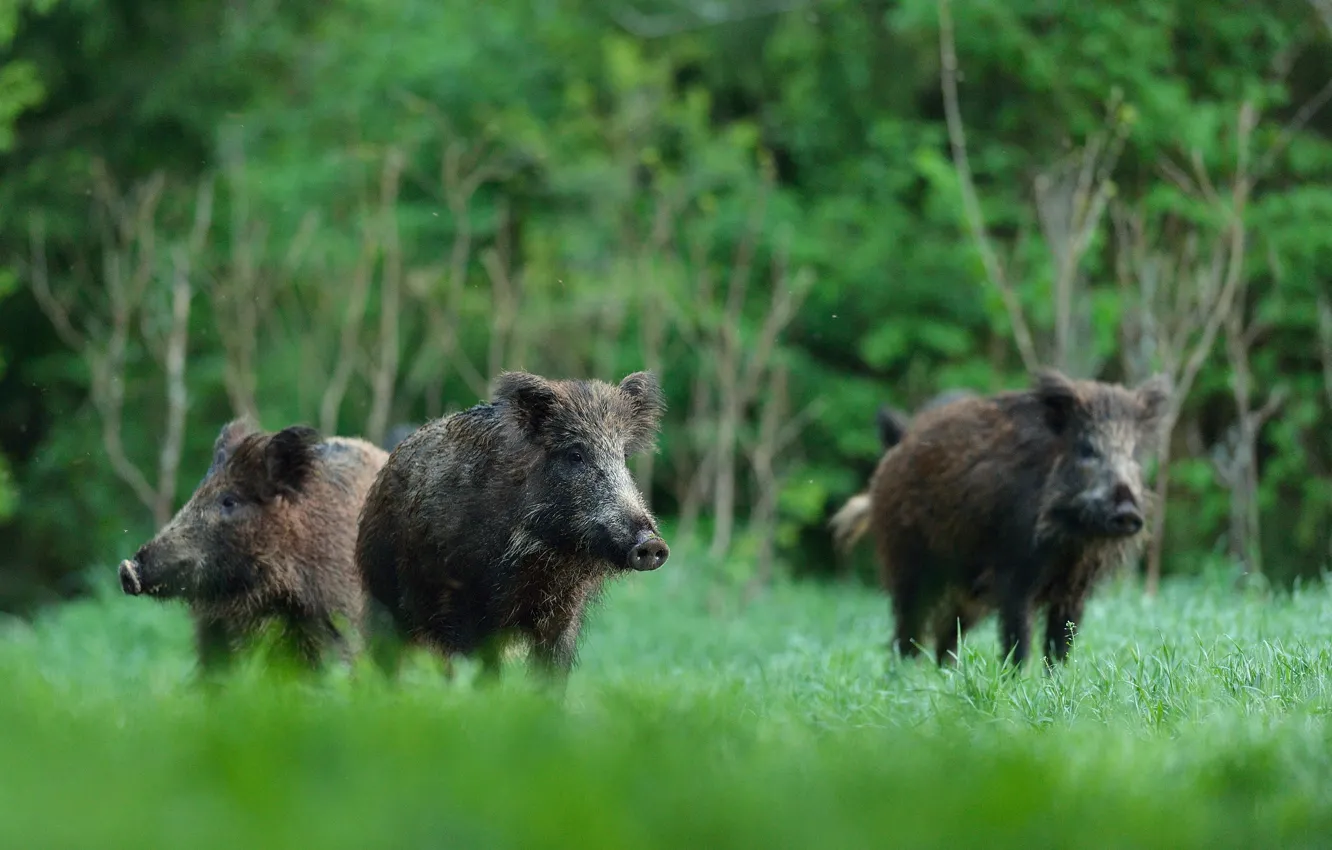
[{"xmin": 4, "ymin": 540, "xmax": 1332, "ymax": 848}]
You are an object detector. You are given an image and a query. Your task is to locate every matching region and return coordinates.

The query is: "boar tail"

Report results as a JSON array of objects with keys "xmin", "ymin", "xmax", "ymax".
[{"xmin": 829, "ymin": 491, "xmax": 873, "ymax": 553}]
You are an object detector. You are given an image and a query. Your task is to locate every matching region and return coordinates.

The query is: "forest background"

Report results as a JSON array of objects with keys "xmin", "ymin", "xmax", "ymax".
[{"xmin": 1, "ymin": 0, "xmax": 1331, "ymax": 614}]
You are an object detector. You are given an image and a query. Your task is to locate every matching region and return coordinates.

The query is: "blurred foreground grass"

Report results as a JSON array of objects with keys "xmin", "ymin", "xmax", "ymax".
[{"xmin": 4, "ymin": 543, "xmax": 1332, "ymax": 848}]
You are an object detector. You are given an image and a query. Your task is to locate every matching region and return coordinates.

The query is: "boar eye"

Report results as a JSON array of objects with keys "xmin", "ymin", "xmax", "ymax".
[
  {"xmin": 219, "ymin": 493, "xmax": 239, "ymax": 513},
  {"xmin": 566, "ymin": 447, "xmax": 585, "ymax": 465},
  {"xmin": 1076, "ymin": 438, "xmax": 1098, "ymax": 461}
]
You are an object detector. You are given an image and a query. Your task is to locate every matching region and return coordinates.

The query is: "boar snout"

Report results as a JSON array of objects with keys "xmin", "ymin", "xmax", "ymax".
[
  {"xmin": 1106, "ymin": 482, "xmax": 1144, "ymax": 536},
  {"xmin": 123, "ymin": 543, "xmax": 188, "ymax": 598},
  {"xmin": 118, "ymin": 559, "xmax": 143, "ymax": 596},
  {"xmin": 628, "ymin": 528, "xmax": 669, "ymax": 571},
  {"xmin": 1108, "ymin": 504, "xmax": 1143, "ymax": 536}
]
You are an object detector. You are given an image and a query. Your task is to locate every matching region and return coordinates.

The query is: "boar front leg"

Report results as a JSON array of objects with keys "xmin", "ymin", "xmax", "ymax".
[
  {"xmin": 194, "ymin": 616, "xmax": 237, "ymax": 681},
  {"xmin": 528, "ymin": 616, "xmax": 580, "ymax": 695},
  {"xmin": 1043, "ymin": 594, "xmax": 1086, "ymax": 667},
  {"xmin": 288, "ymin": 612, "xmax": 352, "ymax": 670},
  {"xmin": 996, "ymin": 564, "xmax": 1037, "ymax": 670},
  {"xmin": 474, "ymin": 635, "xmax": 505, "ymax": 685}
]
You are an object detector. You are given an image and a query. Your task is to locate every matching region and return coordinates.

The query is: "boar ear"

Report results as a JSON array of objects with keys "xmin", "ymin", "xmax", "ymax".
[
  {"xmin": 495, "ymin": 371, "xmax": 559, "ymax": 436},
  {"xmin": 618, "ymin": 371, "xmax": 666, "ymax": 455},
  {"xmin": 1135, "ymin": 373, "xmax": 1173, "ymax": 438},
  {"xmin": 876, "ymin": 405, "xmax": 910, "ymax": 451},
  {"xmin": 1032, "ymin": 369, "xmax": 1083, "ymax": 435},
  {"xmin": 209, "ymin": 416, "xmax": 258, "ymax": 476},
  {"xmin": 263, "ymin": 425, "xmax": 322, "ymax": 499}
]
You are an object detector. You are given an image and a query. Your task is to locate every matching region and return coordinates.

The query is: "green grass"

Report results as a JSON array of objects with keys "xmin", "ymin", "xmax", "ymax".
[{"xmin": 4, "ymin": 542, "xmax": 1332, "ymax": 848}]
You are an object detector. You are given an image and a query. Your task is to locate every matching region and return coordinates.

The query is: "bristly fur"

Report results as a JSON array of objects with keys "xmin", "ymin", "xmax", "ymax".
[
  {"xmin": 831, "ymin": 389, "xmax": 981, "ymax": 556},
  {"xmin": 864, "ymin": 368, "xmax": 1171, "ymax": 668},
  {"xmin": 356, "ymin": 369, "xmax": 669, "ymax": 687},
  {"xmin": 121, "ymin": 419, "xmax": 388, "ymax": 673}
]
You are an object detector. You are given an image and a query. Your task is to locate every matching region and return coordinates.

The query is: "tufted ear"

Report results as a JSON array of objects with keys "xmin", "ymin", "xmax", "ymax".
[
  {"xmin": 618, "ymin": 371, "xmax": 666, "ymax": 456},
  {"xmin": 207, "ymin": 416, "xmax": 259, "ymax": 478},
  {"xmin": 876, "ymin": 405, "xmax": 910, "ymax": 451},
  {"xmin": 1134, "ymin": 373, "xmax": 1173, "ymax": 442},
  {"xmin": 495, "ymin": 371, "xmax": 560, "ymax": 436},
  {"xmin": 1031, "ymin": 369, "xmax": 1084, "ymax": 435},
  {"xmin": 261, "ymin": 425, "xmax": 322, "ymax": 500}
]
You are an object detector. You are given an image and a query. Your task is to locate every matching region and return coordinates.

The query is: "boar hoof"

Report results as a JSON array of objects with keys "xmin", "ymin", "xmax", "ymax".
[
  {"xmin": 118, "ymin": 559, "xmax": 143, "ymax": 596},
  {"xmin": 628, "ymin": 535, "xmax": 669, "ymax": 571}
]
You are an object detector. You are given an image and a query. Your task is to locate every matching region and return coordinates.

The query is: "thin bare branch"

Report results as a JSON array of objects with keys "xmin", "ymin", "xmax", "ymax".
[
  {"xmin": 1172, "ymin": 104, "xmax": 1255, "ymax": 407},
  {"xmin": 710, "ymin": 212, "xmax": 815, "ymax": 558},
  {"xmin": 1138, "ymin": 100, "xmax": 1257, "ymax": 594},
  {"xmin": 482, "ymin": 244, "xmax": 519, "ymax": 379},
  {"xmin": 30, "ymin": 166, "xmax": 210, "ymax": 525},
  {"xmin": 1255, "ymin": 75, "xmax": 1332, "ymax": 179},
  {"xmin": 319, "ymin": 201, "xmax": 379, "ymax": 435},
  {"xmin": 399, "ymin": 129, "xmax": 509, "ymax": 405},
  {"xmin": 937, "ymin": 0, "xmax": 1039, "ymax": 372},
  {"xmin": 366, "ymin": 148, "xmax": 406, "ymax": 447},
  {"xmin": 155, "ymin": 245, "xmax": 195, "ymax": 525},
  {"xmin": 26, "ymin": 217, "xmax": 85, "ymax": 350},
  {"xmin": 1034, "ymin": 99, "xmax": 1129, "ymax": 375},
  {"xmin": 1317, "ymin": 292, "xmax": 1332, "ymax": 409},
  {"xmin": 1189, "ymin": 149, "xmax": 1223, "ymax": 210},
  {"xmin": 211, "ymin": 132, "xmax": 266, "ymax": 421},
  {"xmin": 1159, "ymin": 157, "xmax": 1200, "ymax": 198},
  {"xmin": 149, "ymin": 177, "xmax": 213, "ymax": 523}
]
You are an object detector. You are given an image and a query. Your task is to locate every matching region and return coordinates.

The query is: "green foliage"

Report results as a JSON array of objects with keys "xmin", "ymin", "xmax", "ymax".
[
  {"xmin": 0, "ymin": 0, "xmax": 57, "ymax": 151},
  {"xmin": 1, "ymin": 0, "xmax": 1331, "ymax": 609},
  {"xmin": 0, "ymin": 0, "xmax": 59, "ymax": 526},
  {"xmin": 0, "ymin": 270, "xmax": 16, "ymax": 521},
  {"xmin": 0, "ymin": 454, "xmax": 14, "ymax": 521},
  {"xmin": 7, "ymin": 560, "xmax": 1332, "ymax": 845}
]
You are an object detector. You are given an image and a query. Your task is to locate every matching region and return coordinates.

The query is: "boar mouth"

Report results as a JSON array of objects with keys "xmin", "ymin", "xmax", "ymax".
[
  {"xmin": 1047, "ymin": 504, "xmax": 1144, "ymax": 540},
  {"xmin": 118, "ymin": 558, "xmax": 186, "ymax": 598}
]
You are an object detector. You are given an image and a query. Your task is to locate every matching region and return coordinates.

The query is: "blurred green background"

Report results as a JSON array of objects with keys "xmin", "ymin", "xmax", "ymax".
[{"xmin": 1, "ymin": 0, "xmax": 1331, "ymax": 612}]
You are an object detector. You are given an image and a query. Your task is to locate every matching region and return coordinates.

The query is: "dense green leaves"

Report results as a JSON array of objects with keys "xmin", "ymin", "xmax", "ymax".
[{"xmin": 0, "ymin": 0, "xmax": 1330, "ymax": 609}]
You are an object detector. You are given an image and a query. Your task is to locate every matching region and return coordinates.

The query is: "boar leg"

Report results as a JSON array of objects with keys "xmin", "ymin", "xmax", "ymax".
[
  {"xmin": 1043, "ymin": 595, "xmax": 1085, "ymax": 666},
  {"xmin": 933, "ymin": 603, "xmax": 980, "ymax": 666},
  {"xmin": 194, "ymin": 617, "xmax": 237, "ymax": 679},
  {"xmin": 528, "ymin": 617, "xmax": 580, "ymax": 694},
  {"xmin": 996, "ymin": 536, "xmax": 1052, "ymax": 668},
  {"xmin": 475, "ymin": 636, "xmax": 505, "ymax": 685},
  {"xmin": 363, "ymin": 599, "xmax": 407, "ymax": 681},
  {"xmin": 996, "ymin": 598, "xmax": 1032, "ymax": 668},
  {"xmin": 888, "ymin": 568, "xmax": 929, "ymax": 660},
  {"xmin": 287, "ymin": 612, "xmax": 351, "ymax": 670}
]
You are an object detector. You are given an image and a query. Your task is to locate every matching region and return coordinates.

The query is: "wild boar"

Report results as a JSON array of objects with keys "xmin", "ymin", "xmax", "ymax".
[
  {"xmin": 831, "ymin": 388, "xmax": 978, "ymax": 553},
  {"xmin": 355, "ymin": 370, "xmax": 669, "ymax": 686},
  {"xmin": 117, "ymin": 418, "xmax": 388, "ymax": 673},
  {"xmin": 837, "ymin": 369, "xmax": 1170, "ymax": 667},
  {"xmin": 874, "ymin": 388, "xmax": 978, "ymax": 452}
]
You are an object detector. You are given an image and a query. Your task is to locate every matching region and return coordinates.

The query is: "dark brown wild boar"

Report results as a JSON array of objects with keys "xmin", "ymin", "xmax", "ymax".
[
  {"xmin": 834, "ymin": 369, "xmax": 1170, "ymax": 668},
  {"xmin": 831, "ymin": 388, "xmax": 978, "ymax": 553},
  {"xmin": 874, "ymin": 388, "xmax": 978, "ymax": 452},
  {"xmin": 117, "ymin": 418, "xmax": 388, "ymax": 673},
  {"xmin": 355, "ymin": 370, "xmax": 669, "ymax": 686}
]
